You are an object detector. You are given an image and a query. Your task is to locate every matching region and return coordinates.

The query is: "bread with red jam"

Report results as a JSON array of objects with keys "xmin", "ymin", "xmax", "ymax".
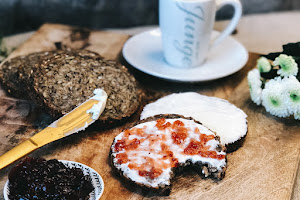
[{"xmin": 110, "ymin": 114, "xmax": 227, "ymax": 193}]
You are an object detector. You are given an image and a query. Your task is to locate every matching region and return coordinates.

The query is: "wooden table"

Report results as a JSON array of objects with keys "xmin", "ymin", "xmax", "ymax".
[{"xmin": 0, "ymin": 24, "xmax": 299, "ymax": 200}]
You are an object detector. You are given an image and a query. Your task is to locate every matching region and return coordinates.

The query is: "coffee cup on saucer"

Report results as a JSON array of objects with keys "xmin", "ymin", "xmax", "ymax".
[{"xmin": 159, "ymin": 0, "xmax": 242, "ymax": 68}]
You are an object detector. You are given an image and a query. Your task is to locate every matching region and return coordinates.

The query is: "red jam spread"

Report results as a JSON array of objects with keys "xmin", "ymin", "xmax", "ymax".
[
  {"xmin": 114, "ymin": 118, "xmax": 225, "ymax": 180},
  {"xmin": 138, "ymin": 168, "xmax": 163, "ymax": 179},
  {"xmin": 8, "ymin": 157, "xmax": 94, "ymax": 200}
]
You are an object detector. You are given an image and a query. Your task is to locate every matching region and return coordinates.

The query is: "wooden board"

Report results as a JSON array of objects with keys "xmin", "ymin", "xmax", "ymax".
[{"xmin": 0, "ymin": 24, "xmax": 300, "ymax": 200}]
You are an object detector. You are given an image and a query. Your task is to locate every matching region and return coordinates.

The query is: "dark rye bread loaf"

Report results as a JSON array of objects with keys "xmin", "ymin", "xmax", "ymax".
[
  {"xmin": 0, "ymin": 49, "xmax": 142, "ymax": 125},
  {"xmin": 110, "ymin": 114, "xmax": 227, "ymax": 194}
]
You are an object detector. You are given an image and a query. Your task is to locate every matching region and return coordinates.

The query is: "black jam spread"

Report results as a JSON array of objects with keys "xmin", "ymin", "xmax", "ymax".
[{"xmin": 8, "ymin": 157, "xmax": 94, "ymax": 200}]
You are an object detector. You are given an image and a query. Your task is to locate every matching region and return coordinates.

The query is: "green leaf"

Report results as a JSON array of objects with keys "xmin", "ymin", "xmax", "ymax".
[
  {"xmin": 0, "ymin": 36, "xmax": 9, "ymax": 63},
  {"xmin": 283, "ymin": 42, "xmax": 300, "ymax": 57},
  {"xmin": 265, "ymin": 42, "xmax": 300, "ymax": 61}
]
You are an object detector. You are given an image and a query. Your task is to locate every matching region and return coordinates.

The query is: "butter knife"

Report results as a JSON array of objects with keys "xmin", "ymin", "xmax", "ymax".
[{"xmin": 0, "ymin": 89, "xmax": 107, "ymax": 170}]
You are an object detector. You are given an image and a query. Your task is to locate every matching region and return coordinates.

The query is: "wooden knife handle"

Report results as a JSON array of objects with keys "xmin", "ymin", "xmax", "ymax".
[
  {"xmin": 0, "ymin": 139, "xmax": 38, "ymax": 170},
  {"xmin": 0, "ymin": 127, "xmax": 64, "ymax": 170}
]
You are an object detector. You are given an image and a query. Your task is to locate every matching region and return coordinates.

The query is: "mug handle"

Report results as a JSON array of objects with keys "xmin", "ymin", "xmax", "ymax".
[{"xmin": 211, "ymin": 0, "xmax": 242, "ymax": 48}]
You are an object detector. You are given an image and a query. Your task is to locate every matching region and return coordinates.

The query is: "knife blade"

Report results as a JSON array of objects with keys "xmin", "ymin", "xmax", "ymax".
[{"xmin": 0, "ymin": 88, "xmax": 107, "ymax": 170}]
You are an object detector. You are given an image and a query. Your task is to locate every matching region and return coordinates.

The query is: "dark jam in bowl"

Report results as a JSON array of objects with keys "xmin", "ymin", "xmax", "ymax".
[{"xmin": 8, "ymin": 157, "xmax": 94, "ymax": 200}]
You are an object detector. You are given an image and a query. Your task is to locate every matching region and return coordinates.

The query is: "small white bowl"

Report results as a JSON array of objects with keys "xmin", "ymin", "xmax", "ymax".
[{"xmin": 3, "ymin": 160, "xmax": 104, "ymax": 200}]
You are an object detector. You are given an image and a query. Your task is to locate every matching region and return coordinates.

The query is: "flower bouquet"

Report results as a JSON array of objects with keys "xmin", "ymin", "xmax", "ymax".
[{"xmin": 247, "ymin": 42, "xmax": 300, "ymax": 120}]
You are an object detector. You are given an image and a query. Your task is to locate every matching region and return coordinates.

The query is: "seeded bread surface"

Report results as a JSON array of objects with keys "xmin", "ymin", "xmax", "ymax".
[
  {"xmin": 0, "ymin": 49, "xmax": 142, "ymax": 125},
  {"xmin": 19, "ymin": 50, "xmax": 102, "ymax": 97},
  {"xmin": 28, "ymin": 50, "xmax": 141, "ymax": 124}
]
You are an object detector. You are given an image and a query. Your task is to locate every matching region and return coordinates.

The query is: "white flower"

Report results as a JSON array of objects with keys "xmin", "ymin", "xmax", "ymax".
[
  {"xmin": 257, "ymin": 57, "xmax": 271, "ymax": 73},
  {"xmin": 294, "ymin": 112, "xmax": 300, "ymax": 120},
  {"xmin": 247, "ymin": 69, "xmax": 262, "ymax": 105},
  {"xmin": 273, "ymin": 54, "xmax": 298, "ymax": 77},
  {"xmin": 282, "ymin": 76, "xmax": 300, "ymax": 114},
  {"xmin": 261, "ymin": 77, "xmax": 290, "ymax": 117}
]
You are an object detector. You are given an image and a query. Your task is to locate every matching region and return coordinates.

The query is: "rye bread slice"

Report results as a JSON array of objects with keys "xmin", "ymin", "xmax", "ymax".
[
  {"xmin": 29, "ymin": 50, "xmax": 141, "ymax": 124},
  {"xmin": 110, "ymin": 114, "xmax": 227, "ymax": 194},
  {"xmin": 0, "ymin": 52, "xmax": 49, "ymax": 98},
  {"xmin": 0, "ymin": 50, "xmax": 96, "ymax": 98},
  {"xmin": 19, "ymin": 50, "xmax": 102, "ymax": 104}
]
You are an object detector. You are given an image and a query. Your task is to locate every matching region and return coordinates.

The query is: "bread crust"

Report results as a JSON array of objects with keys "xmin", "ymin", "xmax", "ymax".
[{"xmin": 226, "ymin": 133, "xmax": 247, "ymax": 153}]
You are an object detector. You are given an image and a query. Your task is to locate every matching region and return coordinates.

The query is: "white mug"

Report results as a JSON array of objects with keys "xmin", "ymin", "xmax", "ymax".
[{"xmin": 159, "ymin": 0, "xmax": 242, "ymax": 68}]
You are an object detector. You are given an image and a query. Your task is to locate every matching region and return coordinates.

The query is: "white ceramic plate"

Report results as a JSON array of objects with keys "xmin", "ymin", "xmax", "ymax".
[
  {"xmin": 122, "ymin": 28, "xmax": 248, "ymax": 82},
  {"xmin": 3, "ymin": 160, "xmax": 104, "ymax": 200}
]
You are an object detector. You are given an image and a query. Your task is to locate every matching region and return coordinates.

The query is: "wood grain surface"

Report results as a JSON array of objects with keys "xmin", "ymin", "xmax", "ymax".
[{"xmin": 0, "ymin": 24, "xmax": 299, "ymax": 200}]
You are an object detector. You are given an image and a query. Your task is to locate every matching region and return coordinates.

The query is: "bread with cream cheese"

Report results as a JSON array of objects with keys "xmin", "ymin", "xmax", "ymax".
[{"xmin": 110, "ymin": 114, "xmax": 227, "ymax": 193}]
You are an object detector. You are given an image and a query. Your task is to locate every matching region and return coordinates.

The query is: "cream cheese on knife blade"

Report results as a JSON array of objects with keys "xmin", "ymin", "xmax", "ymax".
[{"xmin": 87, "ymin": 88, "xmax": 108, "ymax": 120}]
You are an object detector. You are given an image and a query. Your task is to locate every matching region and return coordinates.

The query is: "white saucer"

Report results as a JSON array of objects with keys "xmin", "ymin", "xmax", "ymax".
[{"xmin": 122, "ymin": 28, "xmax": 248, "ymax": 82}]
